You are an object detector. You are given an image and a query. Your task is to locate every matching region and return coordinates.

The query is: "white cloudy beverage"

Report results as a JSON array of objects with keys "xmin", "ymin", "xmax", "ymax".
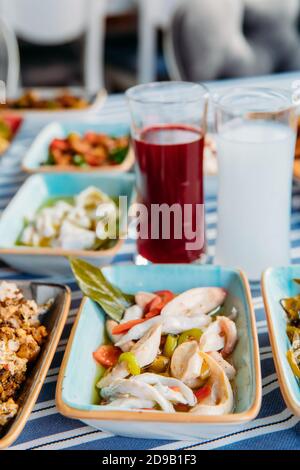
[{"xmin": 215, "ymin": 110, "xmax": 296, "ymax": 279}]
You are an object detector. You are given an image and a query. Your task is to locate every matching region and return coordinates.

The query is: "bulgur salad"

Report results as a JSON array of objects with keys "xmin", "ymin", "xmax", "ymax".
[{"xmin": 0, "ymin": 282, "xmax": 52, "ymax": 427}]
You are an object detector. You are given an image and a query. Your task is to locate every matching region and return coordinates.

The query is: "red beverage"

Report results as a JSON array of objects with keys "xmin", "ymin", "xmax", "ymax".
[{"xmin": 134, "ymin": 124, "xmax": 205, "ymax": 263}]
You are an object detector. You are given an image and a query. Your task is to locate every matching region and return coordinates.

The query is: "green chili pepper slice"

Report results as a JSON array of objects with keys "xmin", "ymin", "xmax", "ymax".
[
  {"xmin": 118, "ymin": 352, "xmax": 141, "ymax": 375},
  {"xmin": 178, "ymin": 328, "xmax": 203, "ymax": 345},
  {"xmin": 163, "ymin": 334, "xmax": 178, "ymax": 358},
  {"xmin": 286, "ymin": 349, "xmax": 300, "ymax": 378}
]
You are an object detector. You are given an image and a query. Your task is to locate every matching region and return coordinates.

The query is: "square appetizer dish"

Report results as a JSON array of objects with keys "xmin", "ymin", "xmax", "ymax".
[
  {"xmin": 22, "ymin": 121, "xmax": 134, "ymax": 174},
  {"xmin": 0, "ymin": 88, "xmax": 106, "ymax": 120},
  {"xmin": 0, "ymin": 280, "xmax": 71, "ymax": 449},
  {"xmin": 262, "ymin": 266, "xmax": 300, "ymax": 416},
  {"xmin": 0, "ymin": 172, "xmax": 135, "ymax": 275},
  {"xmin": 56, "ymin": 262, "xmax": 261, "ymax": 441}
]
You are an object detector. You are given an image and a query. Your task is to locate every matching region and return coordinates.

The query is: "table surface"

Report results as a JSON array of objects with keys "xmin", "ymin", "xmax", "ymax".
[{"xmin": 2, "ymin": 73, "xmax": 300, "ymax": 450}]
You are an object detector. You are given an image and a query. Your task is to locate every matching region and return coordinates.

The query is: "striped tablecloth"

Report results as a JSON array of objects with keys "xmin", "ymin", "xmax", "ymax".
[{"xmin": 1, "ymin": 91, "xmax": 299, "ymax": 450}]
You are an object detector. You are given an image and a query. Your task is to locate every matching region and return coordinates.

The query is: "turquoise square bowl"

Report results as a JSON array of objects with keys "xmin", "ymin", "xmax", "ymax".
[
  {"xmin": 262, "ymin": 266, "xmax": 300, "ymax": 416},
  {"xmin": 0, "ymin": 172, "xmax": 135, "ymax": 275},
  {"xmin": 21, "ymin": 121, "xmax": 134, "ymax": 174},
  {"xmin": 56, "ymin": 264, "xmax": 261, "ymax": 441}
]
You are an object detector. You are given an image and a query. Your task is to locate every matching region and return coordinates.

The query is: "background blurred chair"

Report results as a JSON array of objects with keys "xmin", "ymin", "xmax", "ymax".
[
  {"xmin": 164, "ymin": 0, "xmax": 300, "ymax": 82},
  {"xmin": 0, "ymin": 15, "xmax": 19, "ymax": 96},
  {"xmin": 137, "ymin": 0, "xmax": 179, "ymax": 83},
  {"xmin": 0, "ymin": 0, "xmax": 107, "ymax": 94}
]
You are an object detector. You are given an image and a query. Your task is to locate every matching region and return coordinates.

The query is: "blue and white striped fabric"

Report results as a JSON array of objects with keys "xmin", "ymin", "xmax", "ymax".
[{"xmin": 1, "ymin": 92, "xmax": 299, "ymax": 450}]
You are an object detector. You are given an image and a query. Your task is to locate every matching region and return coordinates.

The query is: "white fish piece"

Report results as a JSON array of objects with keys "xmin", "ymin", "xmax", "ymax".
[
  {"xmin": 130, "ymin": 323, "xmax": 162, "ymax": 365},
  {"xmin": 75, "ymin": 186, "xmax": 111, "ymax": 208},
  {"xmin": 116, "ymin": 287, "xmax": 227, "ymax": 346},
  {"xmin": 161, "ymin": 315, "xmax": 211, "ymax": 335},
  {"xmin": 161, "ymin": 287, "xmax": 227, "ymax": 319},
  {"xmin": 115, "ymin": 317, "xmax": 161, "ymax": 347},
  {"xmin": 208, "ymin": 351, "xmax": 236, "ymax": 380},
  {"xmin": 20, "ymin": 225, "xmax": 37, "ymax": 246},
  {"xmin": 134, "ymin": 373, "xmax": 196, "ymax": 407},
  {"xmin": 199, "ymin": 320, "xmax": 225, "ymax": 352},
  {"xmin": 98, "ymin": 324, "xmax": 162, "ymax": 388},
  {"xmin": 66, "ymin": 206, "xmax": 92, "ymax": 229},
  {"xmin": 116, "ymin": 313, "xmax": 209, "ymax": 347},
  {"xmin": 56, "ymin": 220, "xmax": 96, "ymax": 250},
  {"xmin": 96, "ymin": 201, "xmax": 117, "ymax": 221},
  {"xmin": 101, "ymin": 378, "xmax": 175, "ymax": 413},
  {"xmin": 170, "ymin": 340, "xmax": 204, "ymax": 389},
  {"xmin": 122, "ymin": 305, "xmax": 144, "ymax": 323},
  {"xmin": 200, "ymin": 316, "xmax": 237, "ymax": 357},
  {"xmin": 135, "ymin": 292, "xmax": 157, "ymax": 309},
  {"xmin": 105, "ymin": 319, "xmax": 134, "ymax": 352},
  {"xmin": 218, "ymin": 316, "xmax": 237, "ymax": 357},
  {"xmin": 102, "ymin": 398, "xmax": 156, "ymax": 410},
  {"xmin": 190, "ymin": 352, "xmax": 234, "ymax": 415},
  {"xmin": 35, "ymin": 209, "xmax": 56, "ymax": 238},
  {"xmin": 106, "ymin": 319, "xmax": 123, "ymax": 344}
]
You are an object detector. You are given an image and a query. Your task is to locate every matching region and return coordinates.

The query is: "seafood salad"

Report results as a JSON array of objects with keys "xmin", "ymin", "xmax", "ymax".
[
  {"xmin": 71, "ymin": 259, "xmax": 238, "ymax": 415},
  {"xmin": 280, "ymin": 279, "xmax": 300, "ymax": 381},
  {"xmin": 18, "ymin": 186, "xmax": 118, "ymax": 251},
  {"xmin": 0, "ymin": 282, "xmax": 51, "ymax": 427}
]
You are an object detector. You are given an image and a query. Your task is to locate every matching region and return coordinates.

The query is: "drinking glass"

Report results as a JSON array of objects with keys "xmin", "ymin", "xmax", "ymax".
[
  {"xmin": 126, "ymin": 81, "xmax": 209, "ymax": 263},
  {"xmin": 214, "ymin": 87, "xmax": 297, "ymax": 279}
]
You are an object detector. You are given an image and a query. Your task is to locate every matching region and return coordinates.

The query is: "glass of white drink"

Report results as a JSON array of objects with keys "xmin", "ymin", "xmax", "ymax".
[{"xmin": 214, "ymin": 87, "xmax": 297, "ymax": 280}]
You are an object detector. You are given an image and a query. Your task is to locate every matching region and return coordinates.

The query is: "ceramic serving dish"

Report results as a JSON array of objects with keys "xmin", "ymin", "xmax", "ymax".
[
  {"xmin": 3, "ymin": 88, "xmax": 106, "ymax": 121},
  {"xmin": 0, "ymin": 281, "xmax": 71, "ymax": 449},
  {"xmin": 262, "ymin": 266, "xmax": 300, "ymax": 416},
  {"xmin": 0, "ymin": 172, "xmax": 135, "ymax": 275},
  {"xmin": 56, "ymin": 264, "xmax": 261, "ymax": 441},
  {"xmin": 22, "ymin": 121, "xmax": 134, "ymax": 174}
]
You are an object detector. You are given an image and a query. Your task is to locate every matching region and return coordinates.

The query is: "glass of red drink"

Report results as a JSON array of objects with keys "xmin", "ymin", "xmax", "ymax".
[{"xmin": 126, "ymin": 82, "xmax": 209, "ymax": 264}]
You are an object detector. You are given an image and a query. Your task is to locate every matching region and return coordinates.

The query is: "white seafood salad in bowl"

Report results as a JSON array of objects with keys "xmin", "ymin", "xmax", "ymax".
[
  {"xmin": 17, "ymin": 186, "xmax": 118, "ymax": 251},
  {"xmin": 71, "ymin": 259, "xmax": 239, "ymax": 415}
]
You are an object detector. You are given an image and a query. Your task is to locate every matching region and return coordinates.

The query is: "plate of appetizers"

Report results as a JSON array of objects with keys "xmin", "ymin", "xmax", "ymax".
[
  {"xmin": 22, "ymin": 121, "xmax": 134, "ymax": 174},
  {"xmin": 0, "ymin": 280, "xmax": 70, "ymax": 449},
  {"xmin": 0, "ymin": 88, "xmax": 106, "ymax": 120},
  {"xmin": 262, "ymin": 266, "xmax": 300, "ymax": 416},
  {"xmin": 0, "ymin": 172, "xmax": 135, "ymax": 275},
  {"xmin": 56, "ymin": 262, "xmax": 261, "ymax": 440}
]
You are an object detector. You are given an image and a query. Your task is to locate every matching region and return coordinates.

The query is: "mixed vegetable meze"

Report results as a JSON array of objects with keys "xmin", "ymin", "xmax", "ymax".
[
  {"xmin": 46, "ymin": 133, "xmax": 129, "ymax": 168},
  {"xmin": 0, "ymin": 90, "xmax": 89, "ymax": 110},
  {"xmin": 280, "ymin": 279, "xmax": 300, "ymax": 380},
  {"xmin": 71, "ymin": 259, "xmax": 238, "ymax": 415}
]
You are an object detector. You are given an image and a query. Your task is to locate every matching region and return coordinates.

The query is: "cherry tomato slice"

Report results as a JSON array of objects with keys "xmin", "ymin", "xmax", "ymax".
[
  {"xmin": 194, "ymin": 384, "xmax": 211, "ymax": 403},
  {"xmin": 93, "ymin": 344, "xmax": 121, "ymax": 367}
]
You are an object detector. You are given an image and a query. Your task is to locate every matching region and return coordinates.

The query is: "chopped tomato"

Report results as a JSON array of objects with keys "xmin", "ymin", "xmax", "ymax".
[
  {"xmin": 3, "ymin": 115, "xmax": 22, "ymax": 133},
  {"xmin": 155, "ymin": 290, "xmax": 175, "ymax": 302},
  {"xmin": 145, "ymin": 295, "xmax": 161, "ymax": 312},
  {"xmin": 194, "ymin": 384, "xmax": 211, "ymax": 403},
  {"xmin": 145, "ymin": 290, "xmax": 175, "ymax": 315},
  {"xmin": 50, "ymin": 138, "xmax": 69, "ymax": 151},
  {"xmin": 174, "ymin": 403, "xmax": 190, "ymax": 412},
  {"xmin": 144, "ymin": 308, "xmax": 161, "ymax": 319},
  {"xmin": 93, "ymin": 344, "xmax": 121, "ymax": 367},
  {"xmin": 112, "ymin": 318, "xmax": 145, "ymax": 335}
]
